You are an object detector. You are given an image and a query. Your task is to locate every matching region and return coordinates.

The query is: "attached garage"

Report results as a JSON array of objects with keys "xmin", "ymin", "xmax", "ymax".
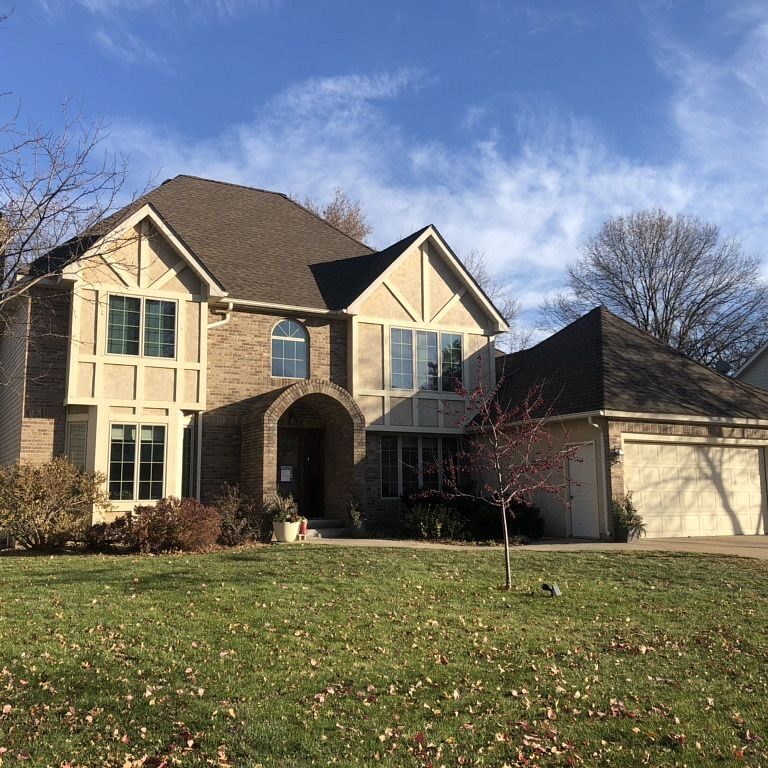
[
  {"xmin": 497, "ymin": 307, "xmax": 768, "ymax": 540},
  {"xmin": 623, "ymin": 440, "xmax": 766, "ymax": 537}
]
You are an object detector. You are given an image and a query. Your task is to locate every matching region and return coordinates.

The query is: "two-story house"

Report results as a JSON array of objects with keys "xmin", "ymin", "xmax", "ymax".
[{"xmin": 0, "ymin": 175, "xmax": 508, "ymax": 527}]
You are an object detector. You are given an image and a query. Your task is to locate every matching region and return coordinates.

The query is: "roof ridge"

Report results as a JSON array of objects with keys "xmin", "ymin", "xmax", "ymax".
[{"xmin": 171, "ymin": 174, "xmax": 291, "ymax": 199}]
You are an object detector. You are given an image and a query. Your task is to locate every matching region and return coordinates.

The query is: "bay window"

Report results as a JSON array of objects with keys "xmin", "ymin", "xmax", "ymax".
[{"xmin": 109, "ymin": 423, "xmax": 166, "ymax": 501}]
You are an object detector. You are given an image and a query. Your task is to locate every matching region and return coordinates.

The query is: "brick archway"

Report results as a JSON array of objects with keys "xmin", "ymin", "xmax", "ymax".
[{"xmin": 241, "ymin": 380, "xmax": 366, "ymax": 517}]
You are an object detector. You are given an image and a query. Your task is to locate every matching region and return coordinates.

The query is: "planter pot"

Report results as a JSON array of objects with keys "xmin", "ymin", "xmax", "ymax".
[{"xmin": 273, "ymin": 520, "xmax": 300, "ymax": 543}]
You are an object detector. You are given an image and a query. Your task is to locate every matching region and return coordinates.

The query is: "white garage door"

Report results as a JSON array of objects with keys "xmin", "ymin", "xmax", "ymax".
[{"xmin": 623, "ymin": 442, "xmax": 766, "ymax": 537}]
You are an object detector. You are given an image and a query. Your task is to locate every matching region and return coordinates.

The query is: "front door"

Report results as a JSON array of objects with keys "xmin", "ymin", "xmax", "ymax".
[
  {"xmin": 568, "ymin": 442, "xmax": 600, "ymax": 538},
  {"xmin": 277, "ymin": 428, "xmax": 325, "ymax": 517}
]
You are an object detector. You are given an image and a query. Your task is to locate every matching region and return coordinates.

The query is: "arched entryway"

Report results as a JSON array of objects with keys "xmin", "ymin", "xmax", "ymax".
[{"xmin": 241, "ymin": 380, "xmax": 366, "ymax": 518}]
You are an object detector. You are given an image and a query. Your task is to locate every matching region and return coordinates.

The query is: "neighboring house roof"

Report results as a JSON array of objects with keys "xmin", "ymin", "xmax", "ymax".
[{"xmin": 497, "ymin": 306, "xmax": 768, "ymax": 420}]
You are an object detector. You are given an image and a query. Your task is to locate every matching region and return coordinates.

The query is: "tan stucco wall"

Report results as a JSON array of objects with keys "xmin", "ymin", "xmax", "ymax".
[{"xmin": 351, "ymin": 235, "xmax": 497, "ymax": 435}]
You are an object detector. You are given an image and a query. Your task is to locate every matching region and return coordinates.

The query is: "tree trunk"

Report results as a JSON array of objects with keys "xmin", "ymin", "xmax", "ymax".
[{"xmin": 500, "ymin": 499, "xmax": 512, "ymax": 590}]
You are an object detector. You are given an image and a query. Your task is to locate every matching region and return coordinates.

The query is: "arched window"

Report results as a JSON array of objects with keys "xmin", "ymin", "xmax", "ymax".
[{"xmin": 271, "ymin": 319, "xmax": 309, "ymax": 378}]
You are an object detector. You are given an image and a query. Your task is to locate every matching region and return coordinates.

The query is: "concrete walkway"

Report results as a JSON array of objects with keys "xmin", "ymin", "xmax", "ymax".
[{"xmin": 307, "ymin": 535, "xmax": 768, "ymax": 560}]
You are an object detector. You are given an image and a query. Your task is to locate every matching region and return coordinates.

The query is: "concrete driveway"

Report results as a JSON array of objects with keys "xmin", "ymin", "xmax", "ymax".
[{"xmin": 309, "ymin": 535, "xmax": 768, "ymax": 560}]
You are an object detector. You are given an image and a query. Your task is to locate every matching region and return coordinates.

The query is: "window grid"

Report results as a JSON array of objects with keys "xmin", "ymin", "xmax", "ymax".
[
  {"xmin": 107, "ymin": 296, "xmax": 141, "ymax": 355},
  {"xmin": 441, "ymin": 333, "xmax": 463, "ymax": 393},
  {"xmin": 66, "ymin": 422, "xmax": 88, "ymax": 472},
  {"xmin": 107, "ymin": 295, "xmax": 177, "ymax": 359},
  {"xmin": 144, "ymin": 300, "xmax": 177, "ymax": 358},
  {"xmin": 416, "ymin": 330, "xmax": 438, "ymax": 391},
  {"xmin": 380, "ymin": 436, "xmax": 460, "ymax": 498},
  {"xmin": 109, "ymin": 424, "xmax": 136, "ymax": 500},
  {"xmin": 108, "ymin": 423, "xmax": 166, "ymax": 502},
  {"xmin": 401, "ymin": 437, "xmax": 420, "ymax": 497},
  {"xmin": 390, "ymin": 328, "xmax": 414, "ymax": 389},
  {"xmin": 139, "ymin": 425, "xmax": 166, "ymax": 500},
  {"xmin": 271, "ymin": 320, "xmax": 308, "ymax": 379},
  {"xmin": 381, "ymin": 436, "xmax": 400, "ymax": 498}
]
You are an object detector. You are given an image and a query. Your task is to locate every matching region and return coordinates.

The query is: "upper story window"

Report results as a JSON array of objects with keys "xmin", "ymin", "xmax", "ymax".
[
  {"xmin": 272, "ymin": 319, "xmax": 308, "ymax": 378},
  {"xmin": 107, "ymin": 296, "xmax": 176, "ymax": 359},
  {"xmin": 390, "ymin": 328, "xmax": 463, "ymax": 392}
]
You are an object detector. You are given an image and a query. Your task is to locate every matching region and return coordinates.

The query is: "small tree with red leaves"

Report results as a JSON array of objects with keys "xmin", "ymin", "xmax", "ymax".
[{"xmin": 442, "ymin": 376, "xmax": 574, "ymax": 590}]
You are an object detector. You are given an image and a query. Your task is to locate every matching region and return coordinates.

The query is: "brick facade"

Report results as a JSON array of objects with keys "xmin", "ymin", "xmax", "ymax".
[
  {"xmin": 18, "ymin": 288, "xmax": 70, "ymax": 464},
  {"xmin": 202, "ymin": 307, "xmax": 349, "ymax": 501},
  {"xmin": 241, "ymin": 379, "xmax": 365, "ymax": 518}
]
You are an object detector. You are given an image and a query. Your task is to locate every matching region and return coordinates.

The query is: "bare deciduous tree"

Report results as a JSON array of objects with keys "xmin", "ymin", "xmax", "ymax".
[
  {"xmin": 437, "ymin": 378, "xmax": 573, "ymax": 590},
  {"xmin": 302, "ymin": 186, "xmax": 372, "ymax": 244},
  {"xmin": 540, "ymin": 209, "xmax": 768, "ymax": 370},
  {"xmin": 461, "ymin": 248, "xmax": 532, "ymax": 352},
  {"xmin": 1, "ymin": 106, "xmax": 128, "ymax": 309}
]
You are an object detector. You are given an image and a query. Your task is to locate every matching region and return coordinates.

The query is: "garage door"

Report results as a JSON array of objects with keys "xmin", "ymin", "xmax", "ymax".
[{"xmin": 623, "ymin": 442, "xmax": 766, "ymax": 537}]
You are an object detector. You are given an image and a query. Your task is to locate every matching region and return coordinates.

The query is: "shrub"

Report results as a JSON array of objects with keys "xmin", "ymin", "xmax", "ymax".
[
  {"xmin": 347, "ymin": 498, "xmax": 365, "ymax": 531},
  {"xmin": 405, "ymin": 490, "xmax": 546, "ymax": 542},
  {"xmin": 132, "ymin": 497, "xmax": 222, "ymax": 553},
  {"xmin": 215, "ymin": 483, "xmax": 271, "ymax": 545},
  {"xmin": 85, "ymin": 514, "xmax": 137, "ymax": 552},
  {"xmin": 0, "ymin": 457, "xmax": 110, "ymax": 550},
  {"xmin": 404, "ymin": 503, "xmax": 465, "ymax": 540}
]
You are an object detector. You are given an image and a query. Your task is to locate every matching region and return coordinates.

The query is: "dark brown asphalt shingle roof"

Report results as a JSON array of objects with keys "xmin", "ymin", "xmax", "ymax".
[
  {"xmin": 43, "ymin": 175, "xmax": 433, "ymax": 311},
  {"xmin": 497, "ymin": 306, "xmax": 768, "ymax": 420}
]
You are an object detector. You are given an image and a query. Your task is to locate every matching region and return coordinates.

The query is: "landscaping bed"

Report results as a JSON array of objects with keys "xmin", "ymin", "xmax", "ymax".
[{"xmin": 0, "ymin": 546, "xmax": 766, "ymax": 766}]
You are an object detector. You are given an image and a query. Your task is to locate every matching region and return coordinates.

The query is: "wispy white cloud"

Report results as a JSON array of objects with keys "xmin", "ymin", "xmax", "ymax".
[
  {"xmin": 41, "ymin": 0, "xmax": 280, "ymax": 19},
  {"xmin": 104, "ymin": 9, "xmax": 768, "ymax": 331},
  {"xmin": 93, "ymin": 28, "xmax": 167, "ymax": 67}
]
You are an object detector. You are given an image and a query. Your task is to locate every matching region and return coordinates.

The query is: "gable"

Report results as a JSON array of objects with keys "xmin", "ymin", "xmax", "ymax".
[
  {"xmin": 71, "ymin": 208, "xmax": 217, "ymax": 297},
  {"xmin": 350, "ymin": 229, "xmax": 507, "ymax": 332}
]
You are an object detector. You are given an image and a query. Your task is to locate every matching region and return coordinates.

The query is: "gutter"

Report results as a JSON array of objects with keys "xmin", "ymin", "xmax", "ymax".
[{"xmin": 207, "ymin": 301, "xmax": 233, "ymax": 329}]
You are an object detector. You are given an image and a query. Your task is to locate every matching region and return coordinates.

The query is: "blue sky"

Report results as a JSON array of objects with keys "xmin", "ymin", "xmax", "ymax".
[{"xmin": 4, "ymin": 1, "xmax": 768, "ymax": 328}]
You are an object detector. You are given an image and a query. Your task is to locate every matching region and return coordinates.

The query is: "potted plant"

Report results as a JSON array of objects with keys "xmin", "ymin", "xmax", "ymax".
[
  {"xmin": 265, "ymin": 493, "xmax": 301, "ymax": 542},
  {"xmin": 348, "ymin": 498, "xmax": 366, "ymax": 537},
  {"xmin": 612, "ymin": 493, "xmax": 646, "ymax": 542}
]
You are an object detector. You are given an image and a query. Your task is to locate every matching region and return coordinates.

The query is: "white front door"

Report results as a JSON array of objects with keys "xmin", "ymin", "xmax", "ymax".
[{"xmin": 569, "ymin": 442, "xmax": 600, "ymax": 538}]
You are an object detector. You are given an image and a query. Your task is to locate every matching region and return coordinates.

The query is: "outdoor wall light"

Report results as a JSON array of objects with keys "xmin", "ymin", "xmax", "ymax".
[{"xmin": 609, "ymin": 445, "xmax": 625, "ymax": 463}]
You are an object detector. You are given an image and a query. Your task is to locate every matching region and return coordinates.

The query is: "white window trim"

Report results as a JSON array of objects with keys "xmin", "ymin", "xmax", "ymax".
[
  {"xmin": 105, "ymin": 293, "xmax": 179, "ymax": 361},
  {"xmin": 108, "ymin": 421, "xmax": 168, "ymax": 502},
  {"xmin": 389, "ymin": 327, "xmax": 464, "ymax": 393}
]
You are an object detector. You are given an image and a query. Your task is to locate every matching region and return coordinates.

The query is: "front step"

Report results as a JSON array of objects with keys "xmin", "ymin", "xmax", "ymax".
[{"xmin": 306, "ymin": 518, "xmax": 352, "ymax": 539}]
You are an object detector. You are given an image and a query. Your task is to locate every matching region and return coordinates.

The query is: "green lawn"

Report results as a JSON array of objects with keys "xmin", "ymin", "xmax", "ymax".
[{"xmin": 1, "ymin": 546, "xmax": 767, "ymax": 767}]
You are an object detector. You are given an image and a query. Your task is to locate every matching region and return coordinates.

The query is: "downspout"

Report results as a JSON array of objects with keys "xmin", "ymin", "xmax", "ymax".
[
  {"xmin": 207, "ymin": 301, "xmax": 233, "ymax": 329},
  {"xmin": 588, "ymin": 416, "xmax": 612, "ymax": 540}
]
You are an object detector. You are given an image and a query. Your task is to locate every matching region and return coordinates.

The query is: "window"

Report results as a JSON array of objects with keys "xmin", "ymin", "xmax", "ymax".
[
  {"xmin": 66, "ymin": 422, "xmax": 87, "ymax": 471},
  {"xmin": 144, "ymin": 300, "xmax": 176, "ymax": 358},
  {"xmin": 441, "ymin": 333, "xmax": 463, "ymax": 392},
  {"xmin": 380, "ymin": 436, "xmax": 460, "ymax": 498},
  {"xmin": 416, "ymin": 331, "xmax": 438, "ymax": 391},
  {"xmin": 107, "ymin": 296, "xmax": 176, "ymax": 358},
  {"xmin": 107, "ymin": 296, "xmax": 140, "ymax": 355},
  {"xmin": 390, "ymin": 328, "xmax": 413, "ymax": 389},
  {"xmin": 181, "ymin": 417, "xmax": 198, "ymax": 499},
  {"xmin": 401, "ymin": 437, "xmax": 419, "ymax": 497},
  {"xmin": 108, "ymin": 423, "xmax": 166, "ymax": 501},
  {"xmin": 390, "ymin": 328, "xmax": 463, "ymax": 392},
  {"xmin": 272, "ymin": 320, "xmax": 308, "ymax": 378},
  {"xmin": 381, "ymin": 436, "xmax": 399, "ymax": 498}
]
